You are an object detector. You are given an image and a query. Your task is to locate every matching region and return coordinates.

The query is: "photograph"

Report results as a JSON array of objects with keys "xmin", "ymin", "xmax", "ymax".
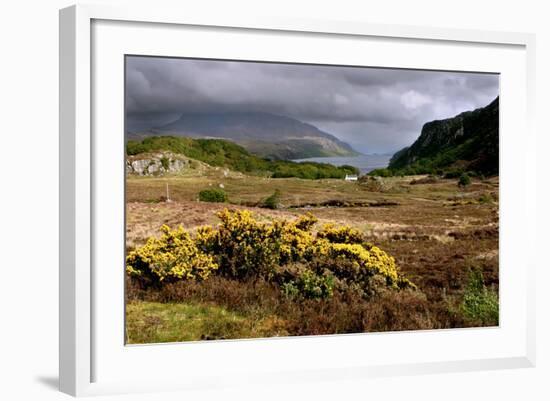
[{"xmin": 124, "ymin": 55, "xmax": 500, "ymax": 344}]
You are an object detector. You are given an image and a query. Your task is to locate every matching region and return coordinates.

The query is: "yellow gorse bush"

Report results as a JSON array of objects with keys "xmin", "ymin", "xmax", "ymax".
[
  {"xmin": 276, "ymin": 214, "xmax": 318, "ymax": 264},
  {"xmin": 317, "ymin": 223, "xmax": 366, "ymax": 244},
  {"xmin": 126, "ymin": 224, "xmax": 218, "ymax": 284},
  {"xmin": 308, "ymin": 223, "xmax": 416, "ymax": 291},
  {"xmin": 313, "ymin": 241, "xmax": 399, "ymax": 288},
  {"xmin": 196, "ymin": 209, "xmax": 281, "ymax": 278},
  {"xmin": 127, "ymin": 209, "xmax": 415, "ymax": 295}
]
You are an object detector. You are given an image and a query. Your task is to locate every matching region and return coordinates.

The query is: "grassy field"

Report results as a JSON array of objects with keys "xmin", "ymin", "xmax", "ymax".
[
  {"xmin": 126, "ymin": 167, "xmax": 499, "ymax": 343},
  {"xmin": 126, "ymin": 300, "xmax": 291, "ymax": 343}
]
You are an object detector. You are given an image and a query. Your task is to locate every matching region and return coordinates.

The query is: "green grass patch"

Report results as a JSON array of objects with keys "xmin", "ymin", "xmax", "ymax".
[{"xmin": 126, "ymin": 301, "xmax": 288, "ymax": 343}]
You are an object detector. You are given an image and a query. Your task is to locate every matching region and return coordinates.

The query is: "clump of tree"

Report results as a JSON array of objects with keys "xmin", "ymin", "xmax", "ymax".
[
  {"xmin": 368, "ymin": 168, "xmax": 393, "ymax": 177},
  {"xmin": 270, "ymin": 161, "xmax": 358, "ymax": 179}
]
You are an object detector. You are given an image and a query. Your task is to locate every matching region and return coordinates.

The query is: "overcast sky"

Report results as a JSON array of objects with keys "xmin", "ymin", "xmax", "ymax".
[{"xmin": 126, "ymin": 56, "xmax": 499, "ymax": 154}]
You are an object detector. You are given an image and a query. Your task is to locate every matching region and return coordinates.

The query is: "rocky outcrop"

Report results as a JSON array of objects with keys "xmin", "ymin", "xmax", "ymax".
[
  {"xmin": 389, "ymin": 97, "xmax": 499, "ymax": 174},
  {"xmin": 126, "ymin": 152, "xmax": 189, "ymax": 176}
]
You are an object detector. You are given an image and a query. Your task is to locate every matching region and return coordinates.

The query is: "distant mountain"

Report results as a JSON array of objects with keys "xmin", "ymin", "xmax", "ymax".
[
  {"xmin": 127, "ymin": 112, "xmax": 359, "ymax": 160},
  {"xmin": 389, "ymin": 97, "xmax": 499, "ymax": 175}
]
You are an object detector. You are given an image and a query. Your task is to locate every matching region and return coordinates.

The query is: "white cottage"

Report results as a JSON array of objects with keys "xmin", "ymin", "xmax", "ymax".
[{"xmin": 345, "ymin": 174, "xmax": 358, "ymax": 181}]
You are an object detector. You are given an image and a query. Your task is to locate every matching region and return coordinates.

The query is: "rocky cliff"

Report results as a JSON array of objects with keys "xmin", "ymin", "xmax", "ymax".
[
  {"xmin": 389, "ymin": 97, "xmax": 499, "ymax": 175},
  {"xmin": 126, "ymin": 152, "xmax": 189, "ymax": 176}
]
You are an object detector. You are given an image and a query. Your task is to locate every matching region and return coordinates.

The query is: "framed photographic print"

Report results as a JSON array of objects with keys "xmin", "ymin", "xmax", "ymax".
[{"xmin": 59, "ymin": 4, "xmax": 536, "ymax": 397}]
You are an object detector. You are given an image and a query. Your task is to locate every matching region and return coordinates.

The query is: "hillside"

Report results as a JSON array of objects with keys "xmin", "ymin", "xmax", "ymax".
[
  {"xmin": 126, "ymin": 136, "xmax": 359, "ymax": 179},
  {"xmin": 128, "ymin": 112, "xmax": 359, "ymax": 160},
  {"xmin": 388, "ymin": 97, "xmax": 499, "ymax": 175}
]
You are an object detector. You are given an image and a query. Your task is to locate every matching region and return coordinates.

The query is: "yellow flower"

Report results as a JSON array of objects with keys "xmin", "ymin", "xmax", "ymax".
[{"xmin": 127, "ymin": 208, "xmax": 415, "ymax": 293}]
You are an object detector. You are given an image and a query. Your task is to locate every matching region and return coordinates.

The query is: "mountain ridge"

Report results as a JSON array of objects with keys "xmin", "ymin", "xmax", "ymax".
[{"xmin": 127, "ymin": 111, "xmax": 360, "ymax": 160}]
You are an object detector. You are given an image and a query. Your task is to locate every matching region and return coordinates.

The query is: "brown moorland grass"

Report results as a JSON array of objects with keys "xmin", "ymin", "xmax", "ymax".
[
  {"xmin": 126, "ymin": 276, "xmax": 447, "ymax": 343},
  {"xmin": 125, "ymin": 173, "xmax": 499, "ymax": 342}
]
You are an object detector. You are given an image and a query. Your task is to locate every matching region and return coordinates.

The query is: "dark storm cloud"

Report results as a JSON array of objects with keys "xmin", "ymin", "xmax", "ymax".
[{"xmin": 126, "ymin": 56, "xmax": 499, "ymax": 153}]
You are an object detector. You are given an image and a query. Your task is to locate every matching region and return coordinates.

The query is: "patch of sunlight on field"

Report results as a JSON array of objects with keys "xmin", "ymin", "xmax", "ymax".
[{"xmin": 126, "ymin": 301, "xmax": 289, "ymax": 344}]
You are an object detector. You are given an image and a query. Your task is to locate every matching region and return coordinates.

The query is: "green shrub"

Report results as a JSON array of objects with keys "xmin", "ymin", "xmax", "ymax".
[
  {"xmin": 458, "ymin": 172, "xmax": 471, "ymax": 187},
  {"xmin": 263, "ymin": 189, "xmax": 282, "ymax": 209},
  {"xmin": 198, "ymin": 188, "xmax": 228, "ymax": 203},
  {"xmin": 460, "ymin": 268, "xmax": 499, "ymax": 325},
  {"xmin": 281, "ymin": 269, "xmax": 334, "ymax": 300},
  {"xmin": 280, "ymin": 281, "xmax": 301, "ymax": 299}
]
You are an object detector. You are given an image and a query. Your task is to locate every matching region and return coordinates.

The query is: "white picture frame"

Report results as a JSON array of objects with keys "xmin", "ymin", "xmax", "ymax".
[{"xmin": 59, "ymin": 4, "xmax": 536, "ymax": 397}]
